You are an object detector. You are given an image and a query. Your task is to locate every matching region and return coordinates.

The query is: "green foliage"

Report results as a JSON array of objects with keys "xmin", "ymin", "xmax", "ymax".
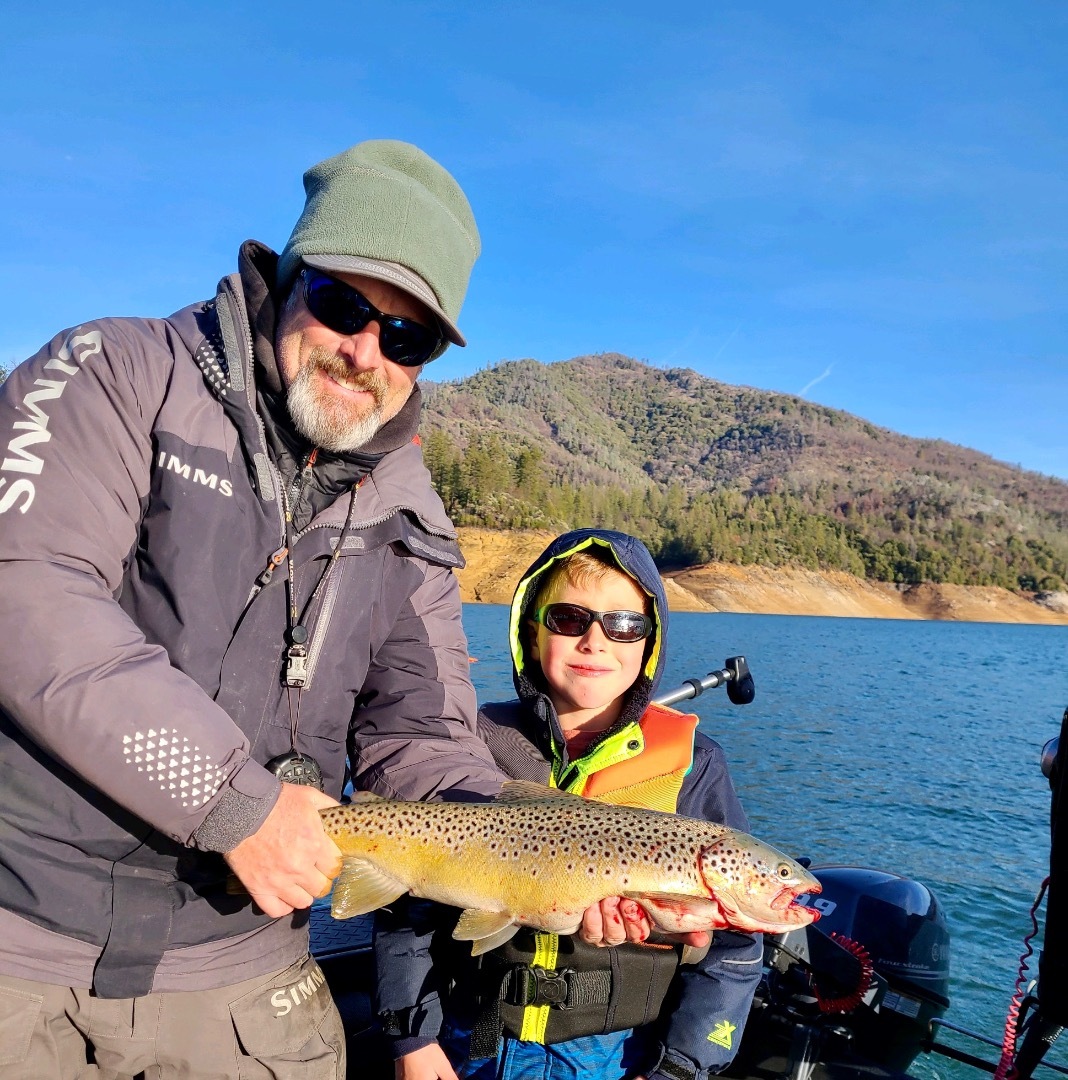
[{"xmin": 420, "ymin": 356, "xmax": 1068, "ymax": 591}]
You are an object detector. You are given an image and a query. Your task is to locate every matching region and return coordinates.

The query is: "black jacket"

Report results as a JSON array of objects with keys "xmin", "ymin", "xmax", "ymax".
[{"xmin": 0, "ymin": 243, "xmax": 499, "ymax": 997}]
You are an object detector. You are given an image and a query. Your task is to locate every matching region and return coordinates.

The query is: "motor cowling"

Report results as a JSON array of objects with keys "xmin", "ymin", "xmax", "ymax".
[{"xmin": 803, "ymin": 866, "xmax": 951, "ymax": 1006}]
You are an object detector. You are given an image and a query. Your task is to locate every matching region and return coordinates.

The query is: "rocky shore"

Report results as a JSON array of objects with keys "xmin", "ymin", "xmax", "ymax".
[{"xmin": 455, "ymin": 528, "xmax": 1068, "ymax": 625}]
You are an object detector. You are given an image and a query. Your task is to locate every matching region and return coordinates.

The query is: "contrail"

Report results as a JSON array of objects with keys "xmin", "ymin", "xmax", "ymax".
[
  {"xmin": 709, "ymin": 323, "xmax": 741, "ymax": 365},
  {"xmin": 799, "ymin": 365, "xmax": 833, "ymax": 396}
]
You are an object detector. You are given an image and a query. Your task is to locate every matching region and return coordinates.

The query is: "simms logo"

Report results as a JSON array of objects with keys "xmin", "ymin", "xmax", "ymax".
[
  {"xmin": 157, "ymin": 453, "xmax": 233, "ymax": 497},
  {"xmin": 0, "ymin": 330, "xmax": 102, "ymax": 515},
  {"xmin": 270, "ymin": 964, "xmax": 327, "ymax": 1017}
]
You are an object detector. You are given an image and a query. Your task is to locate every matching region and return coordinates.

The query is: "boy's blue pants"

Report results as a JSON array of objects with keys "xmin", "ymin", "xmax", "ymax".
[{"xmin": 444, "ymin": 1022, "xmax": 652, "ymax": 1080}]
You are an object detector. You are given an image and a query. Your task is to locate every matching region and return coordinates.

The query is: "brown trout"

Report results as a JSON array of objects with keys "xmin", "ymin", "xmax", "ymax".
[{"xmin": 320, "ymin": 780, "xmax": 820, "ymax": 954}]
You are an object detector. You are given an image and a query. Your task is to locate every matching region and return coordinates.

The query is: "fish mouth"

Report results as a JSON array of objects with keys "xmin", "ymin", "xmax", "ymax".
[
  {"xmin": 713, "ymin": 888, "xmax": 820, "ymax": 933},
  {"xmin": 771, "ymin": 886, "xmax": 822, "ymax": 922}
]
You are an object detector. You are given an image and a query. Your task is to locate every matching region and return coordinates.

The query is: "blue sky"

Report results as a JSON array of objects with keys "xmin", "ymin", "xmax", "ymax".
[{"xmin": 3, "ymin": 2, "xmax": 1065, "ymax": 478}]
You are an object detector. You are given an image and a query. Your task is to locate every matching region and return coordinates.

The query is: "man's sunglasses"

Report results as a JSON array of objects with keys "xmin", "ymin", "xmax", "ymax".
[
  {"xmin": 536, "ymin": 603, "xmax": 653, "ymax": 643},
  {"xmin": 301, "ymin": 269, "xmax": 443, "ymax": 367}
]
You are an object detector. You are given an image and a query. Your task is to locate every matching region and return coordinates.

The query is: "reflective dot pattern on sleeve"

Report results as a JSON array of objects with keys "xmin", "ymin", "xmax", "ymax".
[{"xmin": 122, "ymin": 728, "xmax": 230, "ymax": 808}]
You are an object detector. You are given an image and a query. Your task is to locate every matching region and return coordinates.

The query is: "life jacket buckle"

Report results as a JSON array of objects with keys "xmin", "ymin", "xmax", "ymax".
[{"xmin": 510, "ymin": 965, "xmax": 574, "ymax": 1008}]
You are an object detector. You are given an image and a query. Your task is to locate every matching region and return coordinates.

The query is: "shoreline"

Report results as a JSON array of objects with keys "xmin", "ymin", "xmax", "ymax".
[{"xmin": 455, "ymin": 528, "xmax": 1068, "ymax": 625}]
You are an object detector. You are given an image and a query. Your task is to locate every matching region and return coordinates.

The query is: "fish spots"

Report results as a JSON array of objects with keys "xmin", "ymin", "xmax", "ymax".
[{"xmin": 319, "ymin": 791, "xmax": 815, "ymax": 934}]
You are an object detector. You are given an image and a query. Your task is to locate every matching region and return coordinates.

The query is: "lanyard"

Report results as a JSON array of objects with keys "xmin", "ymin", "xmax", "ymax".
[{"xmin": 277, "ymin": 453, "xmax": 362, "ymax": 750}]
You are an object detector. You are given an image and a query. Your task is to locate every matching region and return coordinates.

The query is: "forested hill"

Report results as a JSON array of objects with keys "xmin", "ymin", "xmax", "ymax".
[{"xmin": 420, "ymin": 354, "xmax": 1068, "ymax": 592}]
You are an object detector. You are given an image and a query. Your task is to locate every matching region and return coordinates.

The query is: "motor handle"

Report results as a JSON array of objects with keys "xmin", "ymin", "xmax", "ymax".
[{"xmin": 653, "ymin": 656, "xmax": 755, "ymax": 708}]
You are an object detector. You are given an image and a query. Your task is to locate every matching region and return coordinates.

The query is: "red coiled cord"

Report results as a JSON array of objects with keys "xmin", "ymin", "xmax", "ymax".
[
  {"xmin": 813, "ymin": 932, "xmax": 875, "ymax": 1014},
  {"xmin": 992, "ymin": 876, "xmax": 1050, "ymax": 1080}
]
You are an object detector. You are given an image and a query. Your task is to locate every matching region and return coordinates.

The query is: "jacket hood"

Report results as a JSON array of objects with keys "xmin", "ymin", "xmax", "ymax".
[{"xmin": 507, "ymin": 529, "xmax": 668, "ymax": 734}]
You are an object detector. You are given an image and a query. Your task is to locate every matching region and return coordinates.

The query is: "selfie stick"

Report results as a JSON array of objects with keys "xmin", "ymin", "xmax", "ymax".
[{"xmin": 653, "ymin": 656, "xmax": 755, "ymax": 708}]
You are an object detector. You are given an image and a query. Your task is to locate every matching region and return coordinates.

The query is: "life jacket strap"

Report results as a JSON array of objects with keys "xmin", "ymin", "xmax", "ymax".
[
  {"xmin": 504, "ymin": 964, "xmax": 613, "ymax": 1009},
  {"xmin": 467, "ymin": 975, "xmax": 505, "ymax": 1061}
]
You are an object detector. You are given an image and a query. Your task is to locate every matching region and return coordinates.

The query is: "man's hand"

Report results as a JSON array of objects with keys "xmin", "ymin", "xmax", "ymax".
[
  {"xmin": 579, "ymin": 897, "xmax": 720, "ymax": 948},
  {"xmin": 396, "ymin": 1043, "xmax": 458, "ymax": 1080},
  {"xmin": 224, "ymin": 783, "xmax": 342, "ymax": 918}
]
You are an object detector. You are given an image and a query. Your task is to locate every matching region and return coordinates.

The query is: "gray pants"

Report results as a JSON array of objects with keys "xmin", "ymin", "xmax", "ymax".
[{"xmin": 0, "ymin": 954, "xmax": 345, "ymax": 1079}]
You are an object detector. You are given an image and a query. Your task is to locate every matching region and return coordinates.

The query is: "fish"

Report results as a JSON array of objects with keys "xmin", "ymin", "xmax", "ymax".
[{"xmin": 320, "ymin": 780, "xmax": 820, "ymax": 954}]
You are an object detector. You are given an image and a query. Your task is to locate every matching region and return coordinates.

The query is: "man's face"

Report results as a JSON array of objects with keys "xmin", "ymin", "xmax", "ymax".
[{"xmin": 275, "ymin": 270, "xmax": 430, "ymax": 452}]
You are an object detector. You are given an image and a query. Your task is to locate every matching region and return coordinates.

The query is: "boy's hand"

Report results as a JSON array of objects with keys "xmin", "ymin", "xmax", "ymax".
[
  {"xmin": 396, "ymin": 1043, "xmax": 458, "ymax": 1080},
  {"xmin": 580, "ymin": 897, "xmax": 723, "ymax": 947},
  {"xmin": 581, "ymin": 897, "xmax": 646, "ymax": 945}
]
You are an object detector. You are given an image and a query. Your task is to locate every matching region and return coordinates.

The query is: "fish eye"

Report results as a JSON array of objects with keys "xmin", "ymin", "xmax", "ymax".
[{"xmin": 777, "ymin": 864, "xmax": 794, "ymax": 879}]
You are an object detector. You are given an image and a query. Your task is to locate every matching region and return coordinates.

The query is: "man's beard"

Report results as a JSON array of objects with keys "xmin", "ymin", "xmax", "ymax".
[{"xmin": 285, "ymin": 348, "xmax": 398, "ymax": 452}]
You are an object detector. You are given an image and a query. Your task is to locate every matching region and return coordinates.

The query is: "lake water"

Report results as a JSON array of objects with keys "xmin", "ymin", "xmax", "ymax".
[{"xmin": 462, "ymin": 604, "xmax": 1067, "ymax": 1077}]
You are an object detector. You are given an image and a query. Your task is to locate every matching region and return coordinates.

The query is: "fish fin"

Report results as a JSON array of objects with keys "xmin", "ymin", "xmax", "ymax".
[
  {"xmin": 330, "ymin": 857, "xmax": 407, "ymax": 920},
  {"xmin": 626, "ymin": 892, "xmax": 723, "ymax": 934},
  {"xmin": 681, "ymin": 942, "xmax": 712, "ymax": 965},
  {"xmin": 496, "ymin": 780, "xmax": 583, "ymax": 803},
  {"xmin": 586, "ymin": 790, "xmax": 640, "ymax": 806},
  {"xmin": 469, "ymin": 923, "xmax": 523, "ymax": 956},
  {"xmin": 452, "ymin": 908, "xmax": 516, "ymax": 943},
  {"xmin": 345, "ymin": 790, "xmax": 389, "ymax": 804},
  {"xmin": 585, "ymin": 775, "xmax": 681, "ymax": 812}
]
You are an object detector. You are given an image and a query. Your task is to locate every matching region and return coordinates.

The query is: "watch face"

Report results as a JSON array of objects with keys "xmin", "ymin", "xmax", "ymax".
[{"xmin": 265, "ymin": 752, "xmax": 324, "ymax": 791}]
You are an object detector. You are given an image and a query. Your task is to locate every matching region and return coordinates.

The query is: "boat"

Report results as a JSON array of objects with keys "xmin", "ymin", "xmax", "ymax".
[{"xmin": 309, "ymin": 659, "xmax": 1068, "ymax": 1080}]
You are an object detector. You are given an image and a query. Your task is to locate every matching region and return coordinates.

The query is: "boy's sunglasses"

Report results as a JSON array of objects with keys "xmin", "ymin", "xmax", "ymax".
[
  {"xmin": 301, "ymin": 269, "xmax": 443, "ymax": 367},
  {"xmin": 536, "ymin": 603, "xmax": 653, "ymax": 643}
]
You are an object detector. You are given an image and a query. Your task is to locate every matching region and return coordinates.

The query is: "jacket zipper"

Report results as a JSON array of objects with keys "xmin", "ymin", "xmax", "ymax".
[{"xmin": 302, "ymin": 561, "xmax": 345, "ymax": 689}]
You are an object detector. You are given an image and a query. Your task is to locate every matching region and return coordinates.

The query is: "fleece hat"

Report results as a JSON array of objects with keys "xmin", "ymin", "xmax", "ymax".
[{"xmin": 276, "ymin": 140, "xmax": 481, "ymax": 347}]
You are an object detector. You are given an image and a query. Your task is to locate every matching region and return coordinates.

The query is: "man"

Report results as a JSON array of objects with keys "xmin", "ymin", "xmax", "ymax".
[
  {"xmin": 0, "ymin": 140, "xmax": 712, "ymax": 1079},
  {"xmin": 0, "ymin": 140, "xmax": 505, "ymax": 1078}
]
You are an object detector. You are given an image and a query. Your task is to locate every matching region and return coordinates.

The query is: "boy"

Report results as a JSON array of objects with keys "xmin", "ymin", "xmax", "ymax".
[{"xmin": 374, "ymin": 528, "xmax": 762, "ymax": 1080}]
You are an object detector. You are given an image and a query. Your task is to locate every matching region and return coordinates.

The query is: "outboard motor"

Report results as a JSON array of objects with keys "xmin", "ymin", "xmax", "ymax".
[{"xmin": 725, "ymin": 866, "xmax": 950, "ymax": 1080}]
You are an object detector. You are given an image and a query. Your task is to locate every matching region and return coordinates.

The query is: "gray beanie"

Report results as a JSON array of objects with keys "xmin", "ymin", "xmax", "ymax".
[{"xmin": 277, "ymin": 140, "xmax": 481, "ymax": 347}]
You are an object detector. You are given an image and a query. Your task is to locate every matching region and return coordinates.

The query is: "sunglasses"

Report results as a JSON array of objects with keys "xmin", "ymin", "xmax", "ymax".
[
  {"xmin": 301, "ymin": 269, "xmax": 443, "ymax": 367},
  {"xmin": 536, "ymin": 603, "xmax": 653, "ymax": 643}
]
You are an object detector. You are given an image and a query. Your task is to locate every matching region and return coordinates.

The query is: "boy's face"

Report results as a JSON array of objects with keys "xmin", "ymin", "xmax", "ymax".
[{"xmin": 529, "ymin": 570, "xmax": 649, "ymax": 733}]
